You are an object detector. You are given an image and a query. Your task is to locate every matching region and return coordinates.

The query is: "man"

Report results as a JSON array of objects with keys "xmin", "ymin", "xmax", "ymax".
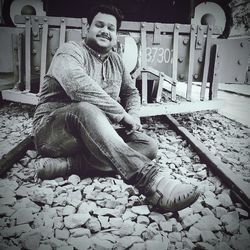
[{"xmin": 33, "ymin": 4, "xmax": 199, "ymax": 212}]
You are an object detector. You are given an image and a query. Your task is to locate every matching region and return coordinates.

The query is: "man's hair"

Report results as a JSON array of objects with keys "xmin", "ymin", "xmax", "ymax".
[{"xmin": 87, "ymin": 4, "xmax": 124, "ymax": 30}]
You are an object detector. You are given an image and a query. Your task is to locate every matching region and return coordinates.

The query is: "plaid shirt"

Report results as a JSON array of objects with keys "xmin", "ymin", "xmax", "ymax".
[{"xmin": 33, "ymin": 40, "xmax": 140, "ymax": 133}]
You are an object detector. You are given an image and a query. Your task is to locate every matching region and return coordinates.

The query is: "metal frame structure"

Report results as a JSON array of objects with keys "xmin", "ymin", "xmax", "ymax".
[{"xmin": 1, "ymin": 15, "xmax": 249, "ymax": 116}]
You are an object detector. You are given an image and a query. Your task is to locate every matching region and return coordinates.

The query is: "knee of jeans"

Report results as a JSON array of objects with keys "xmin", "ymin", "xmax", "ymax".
[{"xmin": 75, "ymin": 102, "xmax": 102, "ymax": 115}]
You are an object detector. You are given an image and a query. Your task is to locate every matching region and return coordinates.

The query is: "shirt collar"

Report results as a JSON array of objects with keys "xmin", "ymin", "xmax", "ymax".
[{"xmin": 82, "ymin": 40, "xmax": 111, "ymax": 62}]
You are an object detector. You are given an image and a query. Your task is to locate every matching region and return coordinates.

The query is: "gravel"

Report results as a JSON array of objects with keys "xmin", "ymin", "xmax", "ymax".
[{"xmin": 0, "ymin": 102, "xmax": 250, "ymax": 250}]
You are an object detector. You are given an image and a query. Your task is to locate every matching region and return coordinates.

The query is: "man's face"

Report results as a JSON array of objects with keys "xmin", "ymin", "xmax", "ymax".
[{"xmin": 86, "ymin": 12, "xmax": 117, "ymax": 54}]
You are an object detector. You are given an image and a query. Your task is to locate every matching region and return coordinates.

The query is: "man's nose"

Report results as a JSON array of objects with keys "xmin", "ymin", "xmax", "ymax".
[{"xmin": 101, "ymin": 26, "xmax": 109, "ymax": 33}]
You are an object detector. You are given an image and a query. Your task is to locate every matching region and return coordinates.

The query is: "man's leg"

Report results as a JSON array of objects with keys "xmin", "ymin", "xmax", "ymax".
[{"xmin": 34, "ymin": 102, "xmax": 200, "ymax": 212}]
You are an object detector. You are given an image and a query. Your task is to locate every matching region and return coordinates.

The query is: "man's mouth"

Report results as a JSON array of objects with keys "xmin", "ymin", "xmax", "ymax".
[{"xmin": 97, "ymin": 34, "xmax": 111, "ymax": 41}]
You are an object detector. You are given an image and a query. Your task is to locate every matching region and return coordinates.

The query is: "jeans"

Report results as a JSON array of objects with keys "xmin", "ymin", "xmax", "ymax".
[{"xmin": 34, "ymin": 102, "xmax": 159, "ymax": 191}]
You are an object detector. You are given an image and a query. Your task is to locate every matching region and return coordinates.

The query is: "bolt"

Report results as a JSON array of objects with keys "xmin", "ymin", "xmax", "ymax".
[
  {"xmin": 193, "ymin": 74, "xmax": 199, "ymax": 80},
  {"xmin": 61, "ymin": 18, "xmax": 65, "ymax": 22},
  {"xmin": 141, "ymin": 23, "xmax": 145, "ymax": 28},
  {"xmin": 197, "ymin": 40, "xmax": 201, "ymax": 45},
  {"xmin": 191, "ymin": 25, "xmax": 195, "ymax": 30},
  {"xmin": 235, "ymin": 77, "xmax": 238, "ymax": 81},
  {"xmin": 51, "ymin": 51, "xmax": 55, "ymax": 56},
  {"xmin": 176, "ymin": 24, "xmax": 179, "ymax": 29},
  {"xmin": 183, "ymin": 38, "xmax": 189, "ymax": 45},
  {"xmin": 178, "ymin": 57, "xmax": 184, "ymax": 63},
  {"xmin": 44, "ymin": 18, "xmax": 47, "ymax": 22},
  {"xmin": 33, "ymin": 32, "xmax": 38, "ymax": 37},
  {"xmin": 240, "ymin": 42, "xmax": 244, "ymax": 47},
  {"xmin": 198, "ymin": 26, "xmax": 202, "ymax": 30},
  {"xmin": 237, "ymin": 60, "xmax": 241, "ymax": 65},
  {"xmin": 179, "ymin": 74, "xmax": 184, "ymax": 79},
  {"xmin": 34, "ymin": 66, "xmax": 40, "ymax": 72},
  {"xmin": 25, "ymin": 16, "xmax": 30, "ymax": 20},
  {"xmin": 216, "ymin": 54, "xmax": 220, "ymax": 58},
  {"xmin": 35, "ymin": 17, "xmax": 38, "ymax": 21},
  {"xmin": 48, "ymin": 32, "xmax": 53, "ymax": 38},
  {"xmin": 198, "ymin": 57, "xmax": 203, "ymax": 63},
  {"xmin": 32, "ymin": 49, "xmax": 37, "ymax": 55}
]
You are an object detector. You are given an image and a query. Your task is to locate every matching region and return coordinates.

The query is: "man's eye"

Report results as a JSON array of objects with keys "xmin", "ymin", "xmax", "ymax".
[
  {"xmin": 109, "ymin": 27, "xmax": 115, "ymax": 31},
  {"xmin": 95, "ymin": 23, "xmax": 104, "ymax": 28}
]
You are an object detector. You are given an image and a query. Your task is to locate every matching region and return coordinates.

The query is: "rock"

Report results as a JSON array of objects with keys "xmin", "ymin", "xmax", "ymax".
[
  {"xmin": 145, "ymin": 240, "xmax": 166, "ymax": 249},
  {"xmin": 31, "ymin": 187, "xmax": 54, "ymax": 205},
  {"xmin": 97, "ymin": 216, "xmax": 110, "ymax": 229},
  {"xmin": 168, "ymin": 232, "xmax": 182, "ymax": 242},
  {"xmin": 0, "ymin": 187, "xmax": 15, "ymax": 197},
  {"xmin": 215, "ymin": 206, "xmax": 228, "ymax": 218},
  {"xmin": 78, "ymin": 201, "xmax": 96, "ymax": 214},
  {"xmin": 91, "ymin": 238, "xmax": 114, "ymax": 250},
  {"xmin": 38, "ymin": 244, "xmax": 53, "ymax": 250},
  {"xmin": 177, "ymin": 207, "xmax": 193, "ymax": 219},
  {"xmin": 64, "ymin": 213, "xmax": 91, "ymax": 229},
  {"xmin": 12, "ymin": 207, "xmax": 34, "ymax": 225},
  {"xmin": 26, "ymin": 150, "xmax": 38, "ymax": 158},
  {"xmin": 182, "ymin": 237, "xmax": 195, "ymax": 249},
  {"xmin": 204, "ymin": 197, "xmax": 221, "ymax": 208},
  {"xmin": 119, "ymin": 221, "xmax": 135, "ymax": 237},
  {"xmin": 221, "ymin": 211, "xmax": 240, "ymax": 234},
  {"xmin": 236, "ymin": 208, "xmax": 248, "ymax": 218},
  {"xmin": 186, "ymin": 226, "xmax": 201, "ymax": 242},
  {"xmin": 194, "ymin": 215, "xmax": 222, "ymax": 231},
  {"xmin": 43, "ymin": 238, "xmax": 68, "ymax": 248},
  {"xmin": 0, "ymin": 197, "xmax": 16, "ymax": 206},
  {"xmin": 21, "ymin": 230, "xmax": 42, "ymax": 250},
  {"xmin": 182, "ymin": 214, "xmax": 201, "ymax": 229},
  {"xmin": 67, "ymin": 190, "xmax": 82, "ymax": 207},
  {"xmin": 159, "ymin": 221, "xmax": 173, "ymax": 232},
  {"xmin": 201, "ymin": 230, "xmax": 219, "ymax": 245},
  {"xmin": 1, "ymin": 224, "xmax": 32, "ymax": 237},
  {"xmin": 109, "ymin": 217, "xmax": 123, "ymax": 228},
  {"xmin": 148, "ymin": 212, "xmax": 166, "ymax": 223},
  {"xmin": 131, "ymin": 205, "xmax": 150, "ymax": 215},
  {"xmin": 85, "ymin": 217, "xmax": 101, "ymax": 233},
  {"xmin": 214, "ymin": 242, "xmax": 233, "ymax": 250},
  {"xmin": 68, "ymin": 175, "xmax": 81, "ymax": 185},
  {"xmin": 0, "ymin": 205, "xmax": 16, "ymax": 216},
  {"xmin": 14, "ymin": 197, "xmax": 41, "ymax": 213},
  {"xmin": 217, "ymin": 193, "xmax": 233, "ymax": 208},
  {"xmin": 55, "ymin": 229, "xmax": 70, "ymax": 240},
  {"xmin": 116, "ymin": 236, "xmax": 143, "ymax": 249},
  {"xmin": 122, "ymin": 209, "xmax": 137, "ymax": 221},
  {"xmin": 137, "ymin": 215, "xmax": 150, "ymax": 225},
  {"xmin": 69, "ymin": 228, "xmax": 91, "ymax": 238},
  {"xmin": 67, "ymin": 236, "xmax": 91, "ymax": 250},
  {"xmin": 62, "ymin": 205, "xmax": 76, "ymax": 216},
  {"xmin": 196, "ymin": 242, "xmax": 214, "ymax": 250}
]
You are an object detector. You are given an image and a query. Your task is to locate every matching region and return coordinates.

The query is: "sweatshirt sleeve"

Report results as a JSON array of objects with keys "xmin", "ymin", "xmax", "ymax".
[
  {"xmin": 48, "ymin": 42, "xmax": 126, "ymax": 123},
  {"xmin": 119, "ymin": 58, "xmax": 141, "ymax": 119}
]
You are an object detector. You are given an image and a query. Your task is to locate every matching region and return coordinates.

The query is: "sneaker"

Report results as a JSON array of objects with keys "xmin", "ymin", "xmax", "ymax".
[
  {"xmin": 146, "ymin": 172, "xmax": 200, "ymax": 212},
  {"xmin": 36, "ymin": 157, "xmax": 71, "ymax": 180}
]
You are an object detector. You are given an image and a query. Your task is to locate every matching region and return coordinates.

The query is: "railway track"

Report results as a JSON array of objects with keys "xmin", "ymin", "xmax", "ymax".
[{"xmin": 0, "ymin": 102, "xmax": 249, "ymax": 250}]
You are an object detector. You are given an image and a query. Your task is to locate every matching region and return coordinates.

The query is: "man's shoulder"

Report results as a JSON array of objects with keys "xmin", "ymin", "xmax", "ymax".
[{"xmin": 57, "ymin": 41, "xmax": 85, "ymax": 55}]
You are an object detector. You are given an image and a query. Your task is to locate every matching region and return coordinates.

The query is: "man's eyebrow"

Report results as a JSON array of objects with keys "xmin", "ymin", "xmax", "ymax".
[{"xmin": 94, "ymin": 20, "xmax": 116, "ymax": 28}]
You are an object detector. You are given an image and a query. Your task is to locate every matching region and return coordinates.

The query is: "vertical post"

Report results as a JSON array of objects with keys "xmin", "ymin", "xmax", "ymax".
[
  {"xmin": 186, "ymin": 25, "xmax": 196, "ymax": 101},
  {"xmin": 39, "ymin": 18, "xmax": 48, "ymax": 92},
  {"xmin": 25, "ymin": 16, "xmax": 31, "ymax": 92},
  {"xmin": 59, "ymin": 18, "xmax": 66, "ymax": 47},
  {"xmin": 81, "ymin": 18, "xmax": 87, "ymax": 39},
  {"xmin": 171, "ymin": 24, "xmax": 179, "ymax": 102},
  {"xmin": 210, "ymin": 44, "xmax": 220, "ymax": 100},
  {"xmin": 155, "ymin": 73, "xmax": 164, "ymax": 103},
  {"xmin": 200, "ymin": 25, "xmax": 213, "ymax": 101},
  {"xmin": 141, "ymin": 22, "xmax": 148, "ymax": 105}
]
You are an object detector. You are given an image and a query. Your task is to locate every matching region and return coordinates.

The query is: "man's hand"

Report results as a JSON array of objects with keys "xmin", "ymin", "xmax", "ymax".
[{"xmin": 121, "ymin": 113, "xmax": 142, "ymax": 135}]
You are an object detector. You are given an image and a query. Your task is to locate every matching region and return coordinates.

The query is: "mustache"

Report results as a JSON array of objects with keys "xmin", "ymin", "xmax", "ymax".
[{"xmin": 96, "ymin": 33, "xmax": 111, "ymax": 41}]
